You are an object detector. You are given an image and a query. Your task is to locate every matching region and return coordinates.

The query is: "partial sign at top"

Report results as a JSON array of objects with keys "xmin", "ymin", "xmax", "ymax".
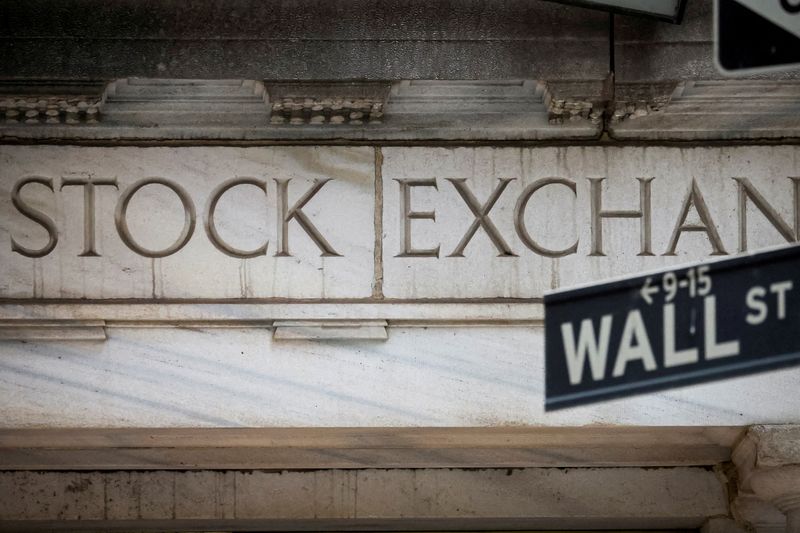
[
  {"xmin": 544, "ymin": 0, "xmax": 687, "ymax": 23},
  {"xmin": 716, "ymin": 0, "xmax": 800, "ymax": 74},
  {"xmin": 544, "ymin": 245, "xmax": 800, "ymax": 411}
]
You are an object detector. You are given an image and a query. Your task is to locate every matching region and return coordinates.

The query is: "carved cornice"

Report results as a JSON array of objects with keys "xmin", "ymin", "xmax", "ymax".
[
  {"xmin": 270, "ymin": 98, "xmax": 384, "ymax": 125},
  {"xmin": 0, "ymin": 81, "xmax": 106, "ymax": 125},
  {"xmin": 101, "ymin": 78, "xmax": 270, "ymax": 128},
  {"xmin": 611, "ymin": 81, "xmax": 800, "ymax": 140},
  {"xmin": 5, "ymin": 78, "xmax": 799, "ymax": 141},
  {"xmin": 610, "ymin": 82, "xmax": 677, "ymax": 122},
  {"xmin": 543, "ymin": 80, "xmax": 606, "ymax": 126},
  {"xmin": 266, "ymin": 81, "xmax": 389, "ymax": 125},
  {"xmin": 0, "ymin": 78, "xmax": 601, "ymax": 141}
]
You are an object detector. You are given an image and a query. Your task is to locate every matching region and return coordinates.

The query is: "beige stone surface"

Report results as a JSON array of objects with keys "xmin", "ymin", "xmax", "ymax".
[
  {"xmin": 0, "ymin": 467, "xmax": 728, "ymax": 529},
  {"xmin": 0, "ymin": 426, "xmax": 741, "ymax": 470},
  {"xmin": 0, "ymin": 146, "xmax": 375, "ymax": 299},
  {"xmin": 381, "ymin": 146, "xmax": 799, "ymax": 298}
]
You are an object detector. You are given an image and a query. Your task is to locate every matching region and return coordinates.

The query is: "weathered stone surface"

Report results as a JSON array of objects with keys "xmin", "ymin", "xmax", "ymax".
[
  {"xmin": 701, "ymin": 517, "xmax": 748, "ymax": 533},
  {"xmin": 381, "ymin": 145, "xmax": 800, "ymax": 298},
  {"xmin": 0, "ymin": 79, "xmax": 601, "ymax": 141},
  {"xmin": 733, "ymin": 492, "xmax": 787, "ymax": 533},
  {"xmin": 611, "ymin": 81, "xmax": 800, "ymax": 141},
  {"xmin": 733, "ymin": 426, "xmax": 800, "ymax": 533},
  {"xmin": 0, "ymin": 0, "xmax": 609, "ymax": 80},
  {"xmin": 0, "ymin": 467, "xmax": 728, "ymax": 529},
  {"xmin": 0, "ymin": 146, "xmax": 375, "ymax": 299}
]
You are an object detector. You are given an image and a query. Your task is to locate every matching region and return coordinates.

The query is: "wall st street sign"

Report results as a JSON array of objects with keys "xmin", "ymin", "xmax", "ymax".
[{"xmin": 544, "ymin": 245, "xmax": 800, "ymax": 411}]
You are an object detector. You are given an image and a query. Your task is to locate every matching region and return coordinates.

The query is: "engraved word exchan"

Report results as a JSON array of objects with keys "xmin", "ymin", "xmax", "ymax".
[{"xmin": 396, "ymin": 176, "xmax": 800, "ymax": 258}]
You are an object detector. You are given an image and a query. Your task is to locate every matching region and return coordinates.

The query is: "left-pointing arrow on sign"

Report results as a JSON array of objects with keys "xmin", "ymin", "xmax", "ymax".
[{"xmin": 640, "ymin": 277, "xmax": 658, "ymax": 305}]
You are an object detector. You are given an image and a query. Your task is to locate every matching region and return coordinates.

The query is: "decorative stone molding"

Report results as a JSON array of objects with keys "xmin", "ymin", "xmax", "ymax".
[
  {"xmin": 0, "ymin": 78, "xmax": 602, "ymax": 140},
  {"xmin": 611, "ymin": 80, "xmax": 800, "ymax": 140},
  {"xmin": 3, "ymin": 78, "xmax": 799, "ymax": 141},
  {"xmin": 0, "ymin": 81, "xmax": 106, "ymax": 125},
  {"xmin": 609, "ymin": 82, "xmax": 677, "ymax": 122},
  {"xmin": 733, "ymin": 425, "xmax": 800, "ymax": 532},
  {"xmin": 265, "ymin": 81, "xmax": 390, "ymax": 125},
  {"xmin": 543, "ymin": 80, "xmax": 606, "ymax": 125},
  {"xmin": 269, "ymin": 98, "xmax": 384, "ymax": 125}
]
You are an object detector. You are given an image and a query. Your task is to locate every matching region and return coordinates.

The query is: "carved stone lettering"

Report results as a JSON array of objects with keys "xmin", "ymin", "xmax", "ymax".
[
  {"xmin": 382, "ymin": 146, "xmax": 800, "ymax": 299},
  {"xmin": 206, "ymin": 177, "xmax": 269, "ymax": 258},
  {"xmin": 10, "ymin": 176, "xmax": 58, "ymax": 258},
  {"xmin": 395, "ymin": 178, "xmax": 440, "ymax": 258},
  {"xmin": 2, "ymin": 146, "xmax": 798, "ymax": 300},
  {"xmin": 515, "ymin": 178, "xmax": 578, "ymax": 258},
  {"xmin": 589, "ymin": 177, "xmax": 654, "ymax": 257},
  {"xmin": 115, "ymin": 178, "xmax": 197, "ymax": 259},
  {"xmin": 275, "ymin": 178, "xmax": 340, "ymax": 257},
  {"xmin": 1, "ymin": 146, "xmax": 375, "ymax": 299},
  {"xmin": 60, "ymin": 176, "xmax": 119, "ymax": 257},
  {"xmin": 665, "ymin": 179, "xmax": 727, "ymax": 256},
  {"xmin": 447, "ymin": 178, "xmax": 516, "ymax": 257},
  {"xmin": 735, "ymin": 177, "xmax": 800, "ymax": 252}
]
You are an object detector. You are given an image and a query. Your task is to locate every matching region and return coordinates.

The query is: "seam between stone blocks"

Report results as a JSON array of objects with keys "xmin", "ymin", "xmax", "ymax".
[{"xmin": 373, "ymin": 146, "xmax": 384, "ymax": 299}]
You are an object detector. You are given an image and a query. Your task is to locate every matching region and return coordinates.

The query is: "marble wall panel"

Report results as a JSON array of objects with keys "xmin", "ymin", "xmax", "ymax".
[
  {"xmin": 381, "ymin": 146, "xmax": 800, "ymax": 299},
  {"xmin": 0, "ymin": 326, "xmax": 799, "ymax": 427},
  {"xmin": 0, "ymin": 146, "xmax": 375, "ymax": 299}
]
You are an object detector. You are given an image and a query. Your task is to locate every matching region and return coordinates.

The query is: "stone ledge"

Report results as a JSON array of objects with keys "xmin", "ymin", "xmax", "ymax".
[
  {"xmin": 0, "ymin": 319, "xmax": 106, "ymax": 341},
  {"xmin": 273, "ymin": 320, "xmax": 389, "ymax": 340},
  {"xmin": 610, "ymin": 81, "xmax": 800, "ymax": 141},
  {"xmin": 0, "ymin": 302, "xmax": 545, "ymax": 326},
  {"xmin": 0, "ymin": 426, "xmax": 742, "ymax": 470},
  {"xmin": 0, "ymin": 79, "xmax": 602, "ymax": 141},
  {"xmin": 3, "ymin": 78, "xmax": 800, "ymax": 141}
]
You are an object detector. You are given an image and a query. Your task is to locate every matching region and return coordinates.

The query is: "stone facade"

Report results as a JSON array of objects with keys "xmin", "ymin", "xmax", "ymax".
[{"xmin": 2, "ymin": 0, "xmax": 800, "ymax": 530}]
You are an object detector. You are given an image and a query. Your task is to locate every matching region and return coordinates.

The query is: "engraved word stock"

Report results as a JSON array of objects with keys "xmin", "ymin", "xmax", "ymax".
[{"xmin": 9, "ymin": 176, "xmax": 339, "ymax": 258}]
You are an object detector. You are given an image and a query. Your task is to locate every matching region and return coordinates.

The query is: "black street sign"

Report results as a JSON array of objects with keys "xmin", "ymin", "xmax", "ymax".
[
  {"xmin": 716, "ymin": 0, "xmax": 800, "ymax": 73},
  {"xmin": 544, "ymin": 245, "xmax": 800, "ymax": 411}
]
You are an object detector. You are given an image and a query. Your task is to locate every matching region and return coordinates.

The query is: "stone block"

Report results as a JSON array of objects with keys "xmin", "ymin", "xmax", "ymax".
[
  {"xmin": 0, "ymin": 146, "xmax": 375, "ymax": 299},
  {"xmin": 0, "ymin": 0, "xmax": 609, "ymax": 80},
  {"xmin": 0, "ymin": 467, "xmax": 728, "ymax": 529},
  {"xmin": 381, "ymin": 146, "xmax": 800, "ymax": 299}
]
